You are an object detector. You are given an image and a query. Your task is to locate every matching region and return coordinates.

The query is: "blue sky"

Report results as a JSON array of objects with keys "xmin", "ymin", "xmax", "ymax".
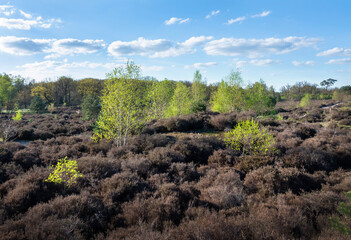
[{"xmin": 0, "ymin": 0, "xmax": 350, "ymax": 89}]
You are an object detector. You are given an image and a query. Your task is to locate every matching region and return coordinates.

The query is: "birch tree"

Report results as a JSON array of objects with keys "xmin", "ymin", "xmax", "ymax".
[
  {"xmin": 93, "ymin": 61, "xmax": 144, "ymax": 146},
  {"xmin": 146, "ymin": 79, "xmax": 175, "ymax": 121},
  {"xmin": 166, "ymin": 81, "xmax": 192, "ymax": 117}
]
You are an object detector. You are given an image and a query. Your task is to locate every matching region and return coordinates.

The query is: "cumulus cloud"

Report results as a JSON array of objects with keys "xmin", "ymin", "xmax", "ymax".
[
  {"xmin": 164, "ymin": 17, "xmax": 190, "ymax": 25},
  {"xmin": 0, "ymin": 36, "xmax": 105, "ymax": 57},
  {"xmin": 108, "ymin": 36, "xmax": 213, "ymax": 58},
  {"xmin": 0, "ymin": 36, "xmax": 52, "ymax": 55},
  {"xmin": 292, "ymin": 60, "xmax": 315, "ymax": 66},
  {"xmin": 185, "ymin": 62, "xmax": 217, "ymax": 69},
  {"xmin": 227, "ymin": 16, "xmax": 246, "ymax": 24},
  {"xmin": 326, "ymin": 58, "xmax": 351, "ymax": 64},
  {"xmin": 204, "ymin": 37, "xmax": 319, "ymax": 58},
  {"xmin": 251, "ymin": 11, "xmax": 271, "ymax": 18},
  {"xmin": 317, "ymin": 47, "xmax": 351, "ymax": 57},
  {"xmin": 206, "ymin": 10, "xmax": 220, "ymax": 19},
  {"xmin": 0, "ymin": 5, "xmax": 61, "ymax": 30},
  {"xmin": 46, "ymin": 39, "xmax": 106, "ymax": 58}
]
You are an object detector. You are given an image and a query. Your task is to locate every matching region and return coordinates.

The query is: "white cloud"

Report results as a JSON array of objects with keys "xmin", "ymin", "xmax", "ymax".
[
  {"xmin": 206, "ymin": 10, "xmax": 220, "ymax": 19},
  {"xmin": 204, "ymin": 36, "xmax": 319, "ymax": 58},
  {"xmin": 292, "ymin": 60, "xmax": 315, "ymax": 66},
  {"xmin": 0, "ymin": 5, "xmax": 60, "ymax": 30},
  {"xmin": 0, "ymin": 5, "xmax": 14, "ymax": 16},
  {"xmin": 181, "ymin": 36, "xmax": 214, "ymax": 47},
  {"xmin": 317, "ymin": 47, "xmax": 351, "ymax": 57},
  {"xmin": 108, "ymin": 36, "xmax": 212, "ymax": 58},
  {"xmin": 252, "ymin": 11, "xmax": 271, "ymax": 18},
  {"xmin": 46, "ymin": 39, "xmax": 106, "ymax": 58},
  {"xmin": 0, "ymin": 36, "xmax": 105, "ymax": 57},
  {"xmin": 234, "ymin": 59, "xmax": 280, "ymax": 67},
  {"xmin": 13, "ymin": 60, "xmax": 121, "ymax": 81},
  {"xmin": 185, "ymin": 62, "xmax": 217, "ymax": 69},
  {"xmin": 0, "ymin": 36, "xmax": 52, "ymax": 55},
  {"xmin": 19, "ymin": 10, "xmax": 32, "ymax": 19},
  {"xmin": 227, "ymin": 16, "xmax": 246, "ymax": 24},
  {"xmin": 326, "ymin": 58, "xmax": 351, "ymax": 64},
  {"xmin": 164, "ymin": 17, "xmax": 190, "ymax": 25}
]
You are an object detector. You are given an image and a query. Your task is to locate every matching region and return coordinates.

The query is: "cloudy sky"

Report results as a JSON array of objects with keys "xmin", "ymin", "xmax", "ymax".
[{"xmin": 0, "ymin": 0, "xmax": 350, "ymax": 89}]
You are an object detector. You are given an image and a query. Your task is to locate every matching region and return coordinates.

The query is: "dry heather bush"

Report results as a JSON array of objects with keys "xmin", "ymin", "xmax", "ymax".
[
  {"xmin": 105, "ymin": 222, "xmax": 169, "ymax": 240},
  {"xmin": 208, "ymin": 149, "xmax": 236, "ymax": 167},
  {"xmin": 244, "ymin": 166, "xmax": 324, "ymax": 198},
  {"xmin": 330, "ymin": 109, "xmax": 351, "ymax": 121},
  {"xmin": 120, "ymin": 155, "xmax": 152, "ymax": 178},
  {"xmin": 101, "ymin": 171, "xmax": 149, "ymax": 205},
  {"xmin": 168, "ymin": 162, "xmax": 200, "ymax": 184},
  {"xmin": 172, "ymin": 136, "xmax": 224, "ymax": 164},
  {"xmin": 235, "ymin": 155, "xmax": 274, "ymax": 173},
  {"xmin": 293, "ymin": 125, "xmax": 318, "ymax": 140},
  {"xmin": 283, "ymin": 147, "xmax": 337, "ymax": 172},
  {"xmin": 87, "ymin": 140, "xmax": 113, "ymax": 156},
  {"xmin": 0, "ymin": 162, "xmax": 23, "ymax": 185},
  {"xmin": 77, "ymin": 157, "xmax": 120, "ymax": 181},
  {"xmin": 208, "ymin": 112, "xmax": 237, "ymax": 131},
  {"xmin": 3, "ymin": 167, "xmax": 60, "ymax": 217},
  {"xmin": 0, "ymin": 146, "xmax": 12, "ymax": 163},
  {"xmin": 204, "ymin": 171, "xmax": 246, "ymax": 208},
  {"xmin": 148, "ymin": 147, "xmax": 185, "ymax": 172},
  {"xmin": 122, "ymin": 186, "xmax": 184, "ymax": 231},
  {"xmin": 0, "ymin": 192, "xmax": 106, "ymax": 240},
  {"xmin": 171, "ymin": 207, "xmax": 246, "ymax": 240},
  {"xmin": 247, "ymin": 193, "xmax": 314, "ymax": 239},
  {"xmin": 126, "ymin": 134, "xmax": 171, "ymax": 154},
  {"xmin": 12, "ymin": 148, "xmax": 41, "ymax": 169}
]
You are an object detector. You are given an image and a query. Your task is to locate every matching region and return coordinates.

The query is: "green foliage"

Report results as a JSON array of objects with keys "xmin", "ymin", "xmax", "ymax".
[
  {"xmin": 224, "ymin": 119, "xmax": 276, "ymax": 156},
  {"xmin": 300, "ymin": 93, "xmax": 311, "ymax": 107},
  {"xmin": 93, "ymin": 61, "xmax": 145, "ymax": 146},
  {"xmin": 329, "ymin": 192, "xmax": 351, "ymax": 235},
  {"xmin": 210, "ymin": 70, "xmax": 244, "ymax": 113},
  {"xmin": 48, "ymin": 103, "xmax": 55, "ymax": 112},
  {"xmin": 46, "ymin": 156, "xmax": 82, "ymax": 188},
  {"xmin": 82, "ymin": 94, "xmax": 101, "ymax": 120},
  {"xmin": 12, "ymin": 110, "xmax": 23, "ymax": 121},
  {"xmin": 0, "ymin": 74, "xmax": 16, "ymax": 111},
  {"xmin": 321, "ymin": 78, "xmax": 337, "ymax": 90},
  {"xmin": 244, "ymin": 80, "xmax": 276, "ymax": 114},
  {"xmin": 30, "ymin": 95, "xmax": 46, "ymax": 113},
  {"xmin": 191, "ymin": 70, "xmax": 207, "ymax": 112},
  {"xmin": 166, "ymin": 81, "xmax": 192, "ymax": 117},
  {"xmin": 146, "ymin": 79, "xmax": 175, "ymax": 121}
]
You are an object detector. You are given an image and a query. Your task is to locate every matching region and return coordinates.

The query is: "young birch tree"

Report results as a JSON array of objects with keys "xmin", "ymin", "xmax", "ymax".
[
  {"xmin": 191, "ymin": 70, "xmax": 207, "ymax": 112},
  {"xmin": 93, "ymin": 61, "xmax": 144, "ymax": 146},
  {"xmin": 166, "ymin": 81, "xmax": 192, "ymax": 117},
  {"xmin": 210, "ymin": 70, "xmax": 244, "ymax": 113},
  {"xmin": 146, "ymin": 79, "xmax": 175, "ymax": 121}
]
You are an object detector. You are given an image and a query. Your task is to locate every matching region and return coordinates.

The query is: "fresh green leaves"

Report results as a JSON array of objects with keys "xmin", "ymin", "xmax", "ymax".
[
  {"xmin": 224, "ymin": 119, "xmax": 276, "ymax": 156},
  {"xmin": 46, "ymin": 156, "xmax": 82, "ymax": 188}
]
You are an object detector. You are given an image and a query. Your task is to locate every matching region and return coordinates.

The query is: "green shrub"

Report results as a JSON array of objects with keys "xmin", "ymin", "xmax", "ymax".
[
  {"xmin": 46, "ymin": 156, "xmax": 82, "ymax": 188},
  {"xmin": 82, "ymin": 94, "xmax": 101, "ymax": 120},
  {"xmin": 30, "ymin": 95, "xmax": 46, "ymax": 113},
  {"xmin": 329, "ymin": 191, "xmax": 351, "ymax": 235},
  {"xmin": 299, "ymin": 94, "xmax": 311, "ymax": 107},
  {"xmin": 12, "ymin": 110, "xmax": 23, "ymax": 121},
  {"xmin": 224, "ymin": 119, "xmax": 276, "ymax": 156}
]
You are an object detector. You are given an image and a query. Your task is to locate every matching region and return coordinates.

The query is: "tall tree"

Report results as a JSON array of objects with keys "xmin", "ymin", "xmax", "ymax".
[
  {"xmin": 93, "ymin": 61, "xmax": 145, "ymax": 146},
  {"xmin": 0, "ymin": 74, "xmax": 16, "ymax": 111},
  {"xmin": 166, "ymin": 81, "xmax": 192, "ymax": 117},
  {"xmin": 321, "ymin": 78, "xmax": 337, "ymax": 91},
  {"xmin": 210, "ymin": 70, "xmax": 244, "ymax": 113},
  {"xmin": 146, "ymin": 79, "xmax": 175, "ymax": 121}
]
